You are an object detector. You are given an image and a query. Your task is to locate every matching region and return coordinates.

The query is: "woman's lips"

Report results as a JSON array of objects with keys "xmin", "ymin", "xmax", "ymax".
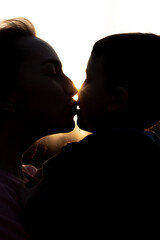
[{"xmin": 66, "ymin": 100, "xmax": 78, "ymax": 117}]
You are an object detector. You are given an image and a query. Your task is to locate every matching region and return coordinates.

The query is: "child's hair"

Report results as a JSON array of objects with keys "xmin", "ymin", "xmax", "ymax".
[
  {"xmin": 92, "ymin": 33, "xmax": 160, "ymax": 128},
  {"xmin": 0, "ymin": 18, "xmax": 36, "ymax": 100}
]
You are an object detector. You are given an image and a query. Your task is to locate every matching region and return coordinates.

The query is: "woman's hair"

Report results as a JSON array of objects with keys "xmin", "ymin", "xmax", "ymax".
[{"xmin": 0, "ymin": 18, "xmax": 36, "ymax": 100}]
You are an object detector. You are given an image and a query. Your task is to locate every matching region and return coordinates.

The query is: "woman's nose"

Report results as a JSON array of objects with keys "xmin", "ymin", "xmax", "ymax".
[{"xmin": 64, "ymin": 76, "xmax": 78, "ymax": 97}]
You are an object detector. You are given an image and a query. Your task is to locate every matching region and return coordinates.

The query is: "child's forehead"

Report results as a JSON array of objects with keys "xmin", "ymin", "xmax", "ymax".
[{"xmin": 87, "ymin": 55, "xmax": 104, "ymax": 70}]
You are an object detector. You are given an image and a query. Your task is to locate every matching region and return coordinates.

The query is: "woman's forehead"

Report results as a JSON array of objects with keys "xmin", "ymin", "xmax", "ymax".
[{"xmin": 17, "ymin": 36, "xmax": 61, "ymax": 64}]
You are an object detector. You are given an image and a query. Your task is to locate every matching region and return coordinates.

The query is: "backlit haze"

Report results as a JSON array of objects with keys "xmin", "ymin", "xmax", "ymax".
[{"xmin": 1, "ymin": 0, "xmax": 160, "ymax": 157}]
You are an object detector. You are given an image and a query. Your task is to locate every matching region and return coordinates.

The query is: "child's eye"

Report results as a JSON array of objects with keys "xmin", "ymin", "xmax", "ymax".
[{"xmin": 84, "ymin": 78, "xmax": 91, "ymax": 84}]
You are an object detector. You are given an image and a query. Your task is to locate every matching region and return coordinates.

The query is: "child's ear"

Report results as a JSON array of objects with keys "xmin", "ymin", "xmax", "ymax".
[
  {"xmin": 0, "ymin": 94, "xmax": 16, "ymax": 114},
  {"xmin": 107, "ymin": 87, "xmax": 128, "ymax": 112}
]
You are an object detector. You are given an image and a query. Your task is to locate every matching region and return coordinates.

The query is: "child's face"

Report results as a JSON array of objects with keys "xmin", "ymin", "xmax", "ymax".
[
  {"xmin": 15, "ymin": 37, "xmax": 77, "ymax": 139},
  {"xmin": 77, "ymin": 55, "xmax": 113, "ymax": 132}
]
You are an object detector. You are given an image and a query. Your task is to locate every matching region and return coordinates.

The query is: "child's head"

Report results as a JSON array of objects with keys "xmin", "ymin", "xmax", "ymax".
[
  {"xmin": 0, "ymin": 18, "xmax": 77, "ymax": 144},
  {"xmin": 78, "ymin": 33, "xmax": 160, "ymax": 132}
]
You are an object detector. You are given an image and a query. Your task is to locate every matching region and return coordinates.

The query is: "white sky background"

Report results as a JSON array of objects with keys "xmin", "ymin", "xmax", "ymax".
[{"xmin": 1, "ymin": 0, "xmax": 160, "ymax": 147}]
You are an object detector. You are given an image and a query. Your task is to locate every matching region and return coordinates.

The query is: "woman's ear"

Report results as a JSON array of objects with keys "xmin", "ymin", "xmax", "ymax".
[
  {"xmin": 107, "ymin": 87, "xmax": 128, "ymax": 112},
  {"xmin": 0, "ymin": 94, "xmax": 16, "ymax": 114}
]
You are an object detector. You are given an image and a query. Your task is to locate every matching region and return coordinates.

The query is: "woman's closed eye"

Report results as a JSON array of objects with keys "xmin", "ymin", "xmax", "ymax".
[
  {"xmin": 43, "ymin": 62, "xmax": 62, "ymax": 78},
  {"xmin": 45, "ymin": 65, "xmax": 59, "ymax": 78},
  {"xmin": 47, "ymin": 70, "xmax": 58, "ymax": 77}
]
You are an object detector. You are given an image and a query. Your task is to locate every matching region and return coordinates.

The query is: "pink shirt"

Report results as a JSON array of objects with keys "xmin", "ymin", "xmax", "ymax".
[
  {"xmin": 0, "ymin": 166, "xmax": 37, "ymax": 240},
  {"xmin": 22, "ymin": 165, "xmax": 38, "ymax": 178}
]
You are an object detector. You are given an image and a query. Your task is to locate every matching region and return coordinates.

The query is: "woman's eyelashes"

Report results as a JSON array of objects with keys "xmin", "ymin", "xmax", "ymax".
[
  {"xmin": 44, "ymin": 63, "xmax": 63, "ymax": 79},
  {"xmin": 47, "ymin": 71, "xmax": 58, "ymax": 77},
  {"xmin": 46, "ymin": 66, "xmax": 59, "ymax": 77}
]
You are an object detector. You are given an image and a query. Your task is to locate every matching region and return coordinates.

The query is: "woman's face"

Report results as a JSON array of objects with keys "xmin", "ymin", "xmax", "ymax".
[{"xmin": 16, "ymin": 37, "xmax": 77, "ymax": 139}]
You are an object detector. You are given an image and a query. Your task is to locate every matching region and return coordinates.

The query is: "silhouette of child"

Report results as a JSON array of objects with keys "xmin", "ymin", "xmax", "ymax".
[{"xmin": 23, "ymin": 33, "xmax": 160, "ymax": 239}]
